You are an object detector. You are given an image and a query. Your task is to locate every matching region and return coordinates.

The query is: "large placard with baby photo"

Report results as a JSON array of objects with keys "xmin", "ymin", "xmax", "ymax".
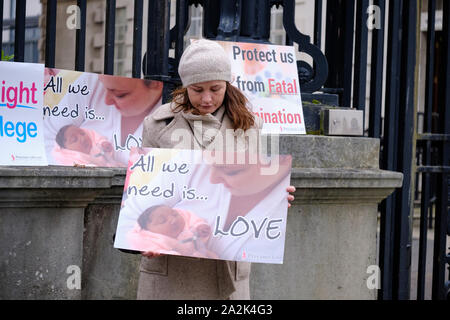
[
  {"xmin": 216, "ymin": 40, "xmax": 306, "ymax": 135},
  {"xmin": 43, "ymin": 68, "xmax": 163, "ymax": 167},
  {"xmin": 114, "ymin": 147, "xmax": 292, "ymax": 264}
]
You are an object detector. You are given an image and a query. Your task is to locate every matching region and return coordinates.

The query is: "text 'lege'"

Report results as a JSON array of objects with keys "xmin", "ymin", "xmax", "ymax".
[{"xmin": 0, "ymin": 116, "xmax": 37, "ymax": 143}]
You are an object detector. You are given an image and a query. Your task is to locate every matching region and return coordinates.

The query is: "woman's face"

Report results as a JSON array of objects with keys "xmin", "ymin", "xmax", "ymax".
[
  {"xmin": 186, "ymin": 80, "xmax": 226, "ymax": 115},
  {"xmin": 99, "ymin": 75, "xmax": 162, "ymax": 118}
]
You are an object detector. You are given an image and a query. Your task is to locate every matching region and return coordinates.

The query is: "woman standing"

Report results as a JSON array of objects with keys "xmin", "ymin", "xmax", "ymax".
[{"xmin": 138, "ymin": 39, "xmax": 294, "ymax": 299}]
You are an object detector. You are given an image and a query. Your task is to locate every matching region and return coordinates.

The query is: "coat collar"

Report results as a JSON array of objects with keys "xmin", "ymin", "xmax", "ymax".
[
  {"xmin": 180, "ymin": 105, "xmax": 226, "ymax": 125},
  {"xmin": 181, "ymin": 106, "xmax": 227, "ymax": 148}
]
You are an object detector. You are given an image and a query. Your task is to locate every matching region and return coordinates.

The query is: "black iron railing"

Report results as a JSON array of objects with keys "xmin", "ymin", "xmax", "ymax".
[
  {"xmin": 13, "ymin": 0, "xmax": 26, "ymax": 62},
  {"xmin": 75, "ymin": 0, "xmax": 87, "ymax": 71},
  {"xmin": 368, "ymin": 0, "xmax": 385, "ymax": 139}
]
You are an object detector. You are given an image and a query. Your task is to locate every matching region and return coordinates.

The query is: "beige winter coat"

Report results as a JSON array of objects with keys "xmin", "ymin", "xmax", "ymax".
[{"xmin": 137, "ymin": 102, "xmax": 262, "ymax": 300}]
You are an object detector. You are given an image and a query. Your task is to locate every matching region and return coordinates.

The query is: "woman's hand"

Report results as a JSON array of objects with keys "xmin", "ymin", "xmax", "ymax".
[
  {"xmin": 196, "ymin": 224, "xmax": 212, "ymax": 238},
  {"xmin": 287, "ymin": 185, "xmax": 296, "ymax": 208},
  {"xmin": 142, "ymin": 251, "xmax": 163, "ymax": 258}
]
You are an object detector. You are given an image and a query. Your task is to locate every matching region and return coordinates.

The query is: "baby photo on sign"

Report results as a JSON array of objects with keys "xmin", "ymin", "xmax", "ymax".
[{"xmin": 114, "ymin": 148, "xmax": 292, "ymax": 264}]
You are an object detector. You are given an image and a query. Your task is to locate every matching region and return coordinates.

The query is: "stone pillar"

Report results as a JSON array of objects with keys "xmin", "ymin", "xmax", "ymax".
[
  {"xmin": 250, "ymin": 135, "xmax": 403, "ymax": 299},
  {"xmin": 0, "ymin": 166, "xmax": 138, "ymax": 300}
]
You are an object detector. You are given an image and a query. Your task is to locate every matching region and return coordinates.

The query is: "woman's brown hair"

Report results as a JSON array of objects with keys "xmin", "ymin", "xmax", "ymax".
[{"xmin": 170, "ymin": 82, "xmax": 255, "ymax": 131}]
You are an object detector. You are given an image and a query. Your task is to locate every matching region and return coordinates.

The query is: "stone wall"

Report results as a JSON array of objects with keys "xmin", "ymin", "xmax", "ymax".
[{"xmin": 0, "ymin": 135, "xmax": 402, "ymax": 299}]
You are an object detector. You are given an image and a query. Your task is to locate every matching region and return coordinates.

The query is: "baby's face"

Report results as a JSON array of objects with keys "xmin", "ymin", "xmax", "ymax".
[
  {"xmin": 147, "ymin": 207, "xmax": 185, "ymax": 238},
  {"xmin": 64, "ymin": 126, "xmax": 92, "ymax": 154}
]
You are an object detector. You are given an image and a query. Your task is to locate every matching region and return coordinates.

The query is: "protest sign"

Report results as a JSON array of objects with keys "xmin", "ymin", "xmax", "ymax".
[
  {"xmin": 0, "ymin": 61, "xmax": 47, "ymax": 165},
  {"xmin": 43, "ymin": 68, "xmax": 163, "ymax": 167},
  {"xmin": 217, "ymin": 40, "xmax": 306, "ymax": 135},
  {"xmin": 114, "ymin": 148, "xmax": 292, "ymax": 264}
]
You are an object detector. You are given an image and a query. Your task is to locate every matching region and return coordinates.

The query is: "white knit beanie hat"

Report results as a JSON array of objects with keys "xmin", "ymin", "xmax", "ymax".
[{"xmin": 178, "ymin": 39, "xmax": 232, "ymax": 87}]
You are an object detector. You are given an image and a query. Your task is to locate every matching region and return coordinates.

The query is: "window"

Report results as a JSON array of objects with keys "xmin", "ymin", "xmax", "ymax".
[{"xmin": 1, "ymin": 0, "xmax": 41, "ymax": 63}]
